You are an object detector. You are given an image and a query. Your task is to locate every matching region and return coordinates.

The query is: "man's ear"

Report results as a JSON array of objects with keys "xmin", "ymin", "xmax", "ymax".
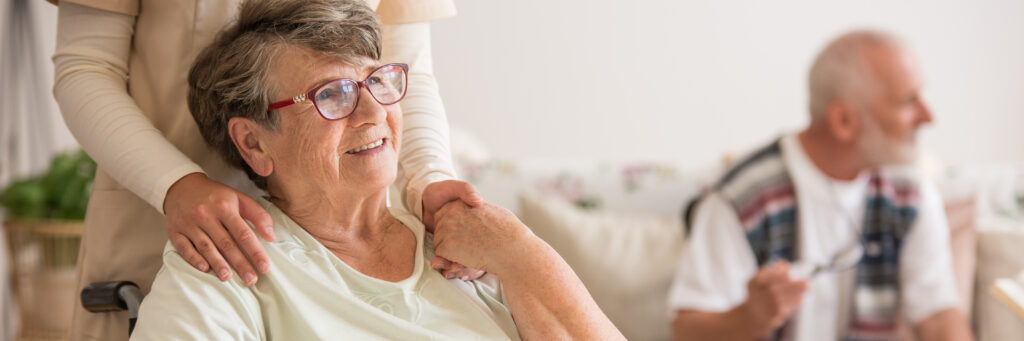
[
  {"xmin": 228, "ymin": 117, "xmax": 274, "ymax": 177},
  {"xmin": 825, "ymin": 102, "xmax": 861, "ymax": 144}
]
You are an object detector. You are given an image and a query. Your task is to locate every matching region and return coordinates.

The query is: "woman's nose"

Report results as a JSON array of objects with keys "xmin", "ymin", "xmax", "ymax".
[{"xmin": 347, "ymin": 86, "xmax": 388, "ymax": 127}]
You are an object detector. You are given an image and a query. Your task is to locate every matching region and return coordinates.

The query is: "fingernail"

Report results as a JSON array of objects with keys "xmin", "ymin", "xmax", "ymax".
[
  {"xmin": 198, "ymin": 263, "xmax": 209, "ymax": 272},
  {"xmin": 258, "ymin": 261, "xmax": 270, "ymax": 273},
  {"xmin": 218, "ymin": 269, "xmax": 231, "ymax": 281},
  {"xmin": 244, "ymin": 273, "xmax": 257, "ymax": 286},
  {"xmin": 445, "ymin": 273, "xmax": 455, "ymax": 280},
  {"xmin": 461, "ymin": 275, "xmax": 469, "ymax": 281}
]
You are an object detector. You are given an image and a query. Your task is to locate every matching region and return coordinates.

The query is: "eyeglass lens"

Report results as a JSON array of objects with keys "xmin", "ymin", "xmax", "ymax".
[{"xmin": 312, "ymin": 64, "xmax": 406, "ymax": 119}]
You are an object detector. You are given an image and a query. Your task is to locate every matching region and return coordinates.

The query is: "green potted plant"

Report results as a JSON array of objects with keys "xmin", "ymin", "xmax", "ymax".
[
  {"xmin": 1, "ymin": 149, "xmax": 96, "ymax": 338},
  {"xmin": 1, "ymin": 149, "xmax": 96, "ymax": 269}
]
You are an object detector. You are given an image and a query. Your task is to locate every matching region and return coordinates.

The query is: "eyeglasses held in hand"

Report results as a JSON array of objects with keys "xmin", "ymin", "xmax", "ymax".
[
  {"xmin": 785, "ymin": 241, "xmax": 864, "ymax": 279},
  {"xmin": 267, "ymin": 63, "xmax": 409, "ymax": 120}
]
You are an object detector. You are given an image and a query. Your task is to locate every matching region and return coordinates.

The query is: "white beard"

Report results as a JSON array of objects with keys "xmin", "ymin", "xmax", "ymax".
[{"xmin": 856, "ymin": 113, "xmax": 918, "ymax": 166}]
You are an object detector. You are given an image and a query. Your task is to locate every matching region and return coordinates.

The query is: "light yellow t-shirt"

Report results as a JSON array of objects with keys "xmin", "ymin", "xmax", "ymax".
[{"xmin": 131, "ymin": 199, "xmax": 519, "ymax": 340}]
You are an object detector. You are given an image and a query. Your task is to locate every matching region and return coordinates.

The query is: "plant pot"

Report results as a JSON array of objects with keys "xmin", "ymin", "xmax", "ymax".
[{"xmin": 4, "ymin": 219, "xmax": 83, "ymax": 340}]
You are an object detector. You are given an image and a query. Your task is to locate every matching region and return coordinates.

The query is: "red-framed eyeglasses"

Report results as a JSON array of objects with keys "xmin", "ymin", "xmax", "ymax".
[{"xmin": 267, "ymin": 63, "xmax": 409, "ymax": 120}]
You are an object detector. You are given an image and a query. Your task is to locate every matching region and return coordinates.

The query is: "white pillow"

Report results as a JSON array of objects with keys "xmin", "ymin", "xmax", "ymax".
[{"xmin": 517, "ymin": 192, "xmax": 684, "ymax": 341}]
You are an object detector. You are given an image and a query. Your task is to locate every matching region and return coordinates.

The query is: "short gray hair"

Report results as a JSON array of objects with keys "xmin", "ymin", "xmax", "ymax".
[
  {"xmin": 188, "ymin": 0, "xmax": 382, "ymax": 190},
  {"xmin": 807, "ymin": 30, "xmax": 904, "ymax": 119}
]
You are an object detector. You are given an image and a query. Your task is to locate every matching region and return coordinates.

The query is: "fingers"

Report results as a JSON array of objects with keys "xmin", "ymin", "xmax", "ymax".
[
  {"xmin": 451, "ymin": 181, "xmax": 483, "ymax": 207},
  {"xmin": 170, "ymin": 233, "xmax": 209, "ymax": 272},
  {"xmin": 423, "ymin": 180, "xmax": 483, "ymax": 222},
  {"xmin": 750, "ymin": 260, "xmax": 808, "ymax": 303},
  {"xmin": 186, "ymin": 228, "xmax": 233, "ymax": 282},
  {"xmin": 767, "ymin": 277, "xmax": 806, "ymax": 300},
  {"xmin": 430, "ymin": 256, "xmax": 452, "ymax": 271},
  {"xmin": 238, "ymin": 193, "xmax": 275, "ymax": 242},
  {"xmin": 430, "ymin": 255, "xmax": 486, "ymax": 281},
  {"xmin": 742, "ymin": 260, "xmax": 810, "ymax": 331},
  {"xmin": 203, "ymin": 220, "xmax": 259, "ymax": 286},
  {"xmin": 751, "ymin": 261, "xmax": 789, "ymax": 286},
  {"xmin": 442, "ymin": 264, "xmax": 466, "ymax": 280},
  {"xmin": 225, "ymin": 214, "xmax": 271, "ymax": 274},
  {"xmin": 771, "ymin": 280, "xmax": 807, "ymax": 323},
  {"xmin": 455, "ymin": 268, "xmax": 486, "ymax": 281},
  {"xmin": 427, "ymin": 180, "xmax": 482, "ymax": 206},
  {"xmin": 162, "ymin": 175, "xmax": 272, "ymax": 286}
]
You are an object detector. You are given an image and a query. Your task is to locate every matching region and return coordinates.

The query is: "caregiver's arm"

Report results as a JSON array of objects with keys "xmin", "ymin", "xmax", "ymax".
[
  {"xmin": 381, "ymin": 22, "xmax": 488, "ymax": 281},
  {"xmin": 380, "ymin": 22, "xmax": 461, "ymax": 227},
  {"xmin": 53, "ymin": 3, "xmax": 273, "ymax": 285},
  {"xmin": 433, "ymin": 202, "xmax": 625, "ymax": 340}
]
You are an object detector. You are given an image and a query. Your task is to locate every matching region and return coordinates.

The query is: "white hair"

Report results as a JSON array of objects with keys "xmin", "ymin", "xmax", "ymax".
[{"xmin": 807, "ymin": 30, "xmax": 905, "ymax": 119}]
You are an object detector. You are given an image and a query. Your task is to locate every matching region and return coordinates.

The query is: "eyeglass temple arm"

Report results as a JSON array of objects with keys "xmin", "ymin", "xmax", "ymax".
[{"xmin": 267, "ymin": 93, "xmax": 308, "ymax": 110}]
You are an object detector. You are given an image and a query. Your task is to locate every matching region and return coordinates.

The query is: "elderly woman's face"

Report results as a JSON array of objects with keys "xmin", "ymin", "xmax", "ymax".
[{"xmin": 260, "ymin": 46, "xmax": 402, "ymax": 196}]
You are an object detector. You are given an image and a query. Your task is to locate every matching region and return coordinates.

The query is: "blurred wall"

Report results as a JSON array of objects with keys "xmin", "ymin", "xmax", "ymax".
[
  {"xmin": 0, "ymin": 3, "xmax": 70, "ymax": 340},
  {"xmin": 431, "ymin": 0, "xmax": 1024, "ymax": 167},
  {"xmin": 0, "ymin": 0, "xmax": 75, "ymax": 186}
]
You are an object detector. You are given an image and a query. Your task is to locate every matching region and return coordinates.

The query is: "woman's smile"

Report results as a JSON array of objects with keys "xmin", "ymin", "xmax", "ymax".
[{"xmin": 345, "ymin": 137, "xmax": 387, "ymax": 155}]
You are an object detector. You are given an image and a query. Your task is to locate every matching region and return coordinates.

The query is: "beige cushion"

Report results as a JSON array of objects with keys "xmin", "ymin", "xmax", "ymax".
[{"xmin": 518, "ymin": 192, "xmax": 684, "ymax": 340}]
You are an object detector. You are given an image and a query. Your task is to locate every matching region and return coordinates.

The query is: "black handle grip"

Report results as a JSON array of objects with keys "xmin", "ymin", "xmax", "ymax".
[{"xmin": 81, "ymin": 281, "xmax": 139, "ymax": 312}]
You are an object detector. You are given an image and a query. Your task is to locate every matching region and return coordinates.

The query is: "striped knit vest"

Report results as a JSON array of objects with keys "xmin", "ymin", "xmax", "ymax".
[{"xmin": 684, "ymin": 139, "xmax": 919, "ymax": 341}]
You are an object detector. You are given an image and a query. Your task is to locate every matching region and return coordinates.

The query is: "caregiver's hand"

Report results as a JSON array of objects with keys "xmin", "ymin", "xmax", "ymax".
[
  {"xmin": 422, "ymin": 180, "xmax": 486, "ymax": 280},
  {"xmin": 163, "ymin": 172, "xmax": 274, "ymax": 286},
  {"xmin": 432, "ymin": 201, "xmax": 541, "ymax": 275}
]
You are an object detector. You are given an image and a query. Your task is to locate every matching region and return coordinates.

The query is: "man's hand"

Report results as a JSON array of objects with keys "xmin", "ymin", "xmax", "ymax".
[
  {"xmin": 739, "ymin": 261, "xmax": 809, "ymax": 336},
  {"xmin": 422, "ymin": 180, "xmax": 486, "ymax": 280},
  {"xmin": 163, "ymin": 172, "xmax": 274, "ymax": 286}
]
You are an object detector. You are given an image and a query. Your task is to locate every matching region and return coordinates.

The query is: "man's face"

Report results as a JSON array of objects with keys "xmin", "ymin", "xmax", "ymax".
[{"xmin": 856, "ymin": 45, "xmax": 934, "ymax": 166}]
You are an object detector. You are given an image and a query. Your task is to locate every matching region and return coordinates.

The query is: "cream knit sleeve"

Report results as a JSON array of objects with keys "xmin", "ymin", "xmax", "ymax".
[
  {"xmin": 52, "ymin": 3, "xmax": 204, "ymax": 212},
  {"xmin": 382, "ymin": 22, "xmax": 458, "ymax": 219}
]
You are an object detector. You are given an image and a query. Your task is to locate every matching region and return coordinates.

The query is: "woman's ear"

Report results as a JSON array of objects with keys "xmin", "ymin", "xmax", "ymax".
[
  {"xmin": 825, "ymin": 102, "xmax": 861, "ymax": 144},
  {"xmin": 228, "ymin": 117, "xmax": 274, "ymax": 177}
]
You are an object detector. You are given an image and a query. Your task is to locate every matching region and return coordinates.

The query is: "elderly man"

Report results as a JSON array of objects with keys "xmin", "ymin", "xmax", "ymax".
[{"xmin": 668, "ymin": 30, "xmax": 973, "ymax": 340}]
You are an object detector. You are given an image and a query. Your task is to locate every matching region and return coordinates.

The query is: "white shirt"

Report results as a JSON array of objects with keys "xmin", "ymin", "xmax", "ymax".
[
  {"xmin": 668, "ymin": 134, "xmax": 959, "ymax": 340},
  {"xmin": 131, "ymin": 199, "xmax": 520, "ymax": 340}
]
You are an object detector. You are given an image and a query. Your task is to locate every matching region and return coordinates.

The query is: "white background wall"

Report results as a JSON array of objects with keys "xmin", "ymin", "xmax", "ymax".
[
  {"xmin": 7, "ymin": 1, "xmax": 1024, "ymax": 172},
  {"xmin": 0, "ymin": 0, "xmax": 76, "ymax": 184},
  {"xmin": 431, "ymin": 0, "xmax": 1024, "ymax": 168}
]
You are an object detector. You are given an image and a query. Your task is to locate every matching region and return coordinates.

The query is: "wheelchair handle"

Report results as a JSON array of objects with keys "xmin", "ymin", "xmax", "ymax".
[{"xmin": 81, "ymin": 281, "xmax": 144, "ymax": 334}]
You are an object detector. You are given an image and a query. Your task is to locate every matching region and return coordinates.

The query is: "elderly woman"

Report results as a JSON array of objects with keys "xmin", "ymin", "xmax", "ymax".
[{"xmin": 130, "ymin": 0, "xmax": 622, "ymax": 339}]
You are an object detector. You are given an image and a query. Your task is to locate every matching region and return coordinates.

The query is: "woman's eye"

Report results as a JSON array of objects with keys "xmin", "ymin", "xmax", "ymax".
[
  {"xmin": 365, "ymin": 76, "xmax": 382, "ymax": 85},
  {"xmin": 316, "ymin": 89, "xmax": 337, "ymax": 101}
]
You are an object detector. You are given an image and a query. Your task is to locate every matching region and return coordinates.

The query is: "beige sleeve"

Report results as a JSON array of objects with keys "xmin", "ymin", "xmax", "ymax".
[
  {"xmin": 376, "ymin": 0, "xmax": 456, "ymax": 24},
  {"xmin": 52, "ymin": 2, "xmax": 204, "ymax": 212},
  {"xmin": 382, "ymin": 22, "xmax": 458, "ymax": 219}
]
